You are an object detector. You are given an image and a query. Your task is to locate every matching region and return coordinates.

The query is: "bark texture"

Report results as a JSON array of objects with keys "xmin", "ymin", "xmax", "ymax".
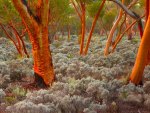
[
  {"xmin": 129, "ymin": 1, "xmax": 150, "ymax": 85},
  {"xmin": 12, "ymin": 0, "xmax": 54, "ymax": 85}
]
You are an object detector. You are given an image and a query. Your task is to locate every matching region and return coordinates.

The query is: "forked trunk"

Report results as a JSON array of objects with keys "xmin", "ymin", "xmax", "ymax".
[{"xmin": 12, "ymin": 0, "xmax": 55, "ymax": 86}]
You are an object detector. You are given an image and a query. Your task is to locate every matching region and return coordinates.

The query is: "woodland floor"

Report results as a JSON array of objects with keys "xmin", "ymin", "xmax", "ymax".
[{"xmin": 0, "ymin": 35, "xmax": 150, "ymax": 113}]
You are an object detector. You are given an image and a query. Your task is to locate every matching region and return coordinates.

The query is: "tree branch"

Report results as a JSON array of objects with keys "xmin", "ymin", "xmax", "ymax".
[
  {"xmin": 12, "ymin": 0, "xmax": 39, "ymax": 35},
  {"xmin": 109, "ymin": 0, "xmax": 140, "ymax": 20}
]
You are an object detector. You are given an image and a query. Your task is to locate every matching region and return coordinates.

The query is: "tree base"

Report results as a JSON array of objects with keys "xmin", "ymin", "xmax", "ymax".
[
  {"xmin": 138, "ymin": 80, "xmax": 143, "ymax": 86},
  {"xmin": 34, "ymin": 72, "xmax": 49, "ymax": 88},
  {"xmin": 127, "ymin": 76, "xmax": 143, "ymax": 86},
  {"xmin": 22, "ymin": 73, "xmax": 49, "ymax": 89}
]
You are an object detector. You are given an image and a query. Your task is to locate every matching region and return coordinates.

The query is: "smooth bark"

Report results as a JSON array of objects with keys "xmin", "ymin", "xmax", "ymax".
[
  {"xmin": 129, "ymin": 1, "xmax": 150, "ymax": 84},
  {"xmin": 84, "ymin": 0, "xmax": 106, "ymax": 55}
]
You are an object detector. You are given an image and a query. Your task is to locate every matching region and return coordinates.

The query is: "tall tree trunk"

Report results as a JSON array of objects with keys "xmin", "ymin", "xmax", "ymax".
[
  {"xmin": 84, "ymin": 0, "xmax": 106, "ymax": 55},
  {"xmin": 80, "ymin": 3, "xmax": 86, "ymax": 55},
  {"xmin": 31, "ymin": 27, "xmax": 54, "ymax": 85},
  {"xmin": 12, "ymin": 0, "xmax": 55, "ymax": 86},
  {"xmin": 104, "ymin": 0, "xmax": 124, "ymax": 56},
  {"xmin": 129, "ymin": 1, "xmax": 150, "ymax": 85},
  {"xmin": 129, "ymin": 19, "xmax": 150, "ymax": 84},
  {"xmin": 104, "ymin": 10, "xmax": 123, "ymax": 56}
]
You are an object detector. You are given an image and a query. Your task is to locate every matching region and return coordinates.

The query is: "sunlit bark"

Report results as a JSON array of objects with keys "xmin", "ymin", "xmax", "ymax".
[
  {"xmin": 112, "ymin": 15, "xmax": 145, "ymax": 53},
  {"xmin": 80, "ymin": 2, "xmax": 86, "ymax": 55},
  {"xmin": 84, "ymin": 0, "xmax": 106, "ymax": 55},
  {"xmin": 12, "ymin": 0, "xmax": 54, "ymax": 86},
  {"xmin": 130, "ymin": 1, "xmax": 150, "ymax": 85},
  {"xmin": 104, "ymin": 0, "xmax": 124, "ymax": 56}
]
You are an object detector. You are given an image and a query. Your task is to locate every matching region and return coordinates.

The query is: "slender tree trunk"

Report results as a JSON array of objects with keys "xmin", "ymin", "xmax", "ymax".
[
  {"xmin": 84, "ymin": 0, "xmax": 106, "ymax": 55},
  {"xmin": 104, "ymin": 0, "xmax": 124, "ymax": 56},
  {"xmin": 80, "ymin": 3, "xmax": 86, "ymax": 55},
  {"xmin": 104, "ymin": 10, "xmax": 123, "ymax": 55}
]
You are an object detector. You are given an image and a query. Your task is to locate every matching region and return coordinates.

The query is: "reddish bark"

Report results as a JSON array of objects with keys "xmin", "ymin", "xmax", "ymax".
[
  {"xmin": 80, "ymin": 2, "xmax": 86, "ymax": 55},
  {"xmin": 112, "ymin": 15, "xmax": 145, "ymax": 52},
  {"xmin": 0, "ymin": 23, "xmax": 22, "ymax": 55},
  {"xmin": 129, "ymin": 1, "xmax": 150, "ymax": 85},
  {"xmin": 9, "ymin": 22, "xmax": 29, "ymax": 58},
  {"xmin": 84, "ymin": 0, "xmax": 106, "ymax": 55},
  {"xmin": 104, "ymin": 0, "xmax": 124, "ymax": 56},
  {"xmin": 12, "ymin": 0, "xmax": 55, "ymax": 86}
]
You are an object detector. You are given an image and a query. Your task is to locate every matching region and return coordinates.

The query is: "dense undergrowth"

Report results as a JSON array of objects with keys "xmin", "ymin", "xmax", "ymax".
[{"xmin": 0, "ymin": 35, "xmax": 150, "ymax": 113}]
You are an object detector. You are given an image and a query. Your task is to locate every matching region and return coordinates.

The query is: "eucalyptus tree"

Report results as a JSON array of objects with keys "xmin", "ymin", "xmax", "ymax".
[
  {"xmin": 71, "ymin": 0, "xmax": 93, "ymax": 55},
  {"xmin": 104, "ymin": 0, "xmax": 144, "ymax": 56},
  {"xmin": 71, "ymin": 0, "xmax": 106, "ymax": 55},
  {"xmin": 11, "ymin": 0, "xmax": 55, "ymax": 87},
  {"xmin": 129, "ymin": 0, "xmax": 150, "ymax": 85}
]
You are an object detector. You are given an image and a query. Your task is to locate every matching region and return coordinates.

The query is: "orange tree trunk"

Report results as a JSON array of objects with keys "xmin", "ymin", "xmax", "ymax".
[
  {"xmin": 12, "ymin": 0, "xmax": 54, "ymax": 85},
  {"xmin": 112, "ymin": 15, "xmax": 145, "ymax": 53},
  {"xmin": 104, "ymin": 0, "xmax": 124, "ymax": 56},
  {"xmin": 32, "ymin": 27, "xmax": 54, "ymax": 85},
  {"xmin": 84, "ymin": 0, "xmax": 106, "ymax": 55},
  {"xmin": 80, "ymin": 2, "xmax": 86, "ymax": 55},
  {"xmin": 129, "ymin": 2, "xmax": 150, "ymax": 85}
]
